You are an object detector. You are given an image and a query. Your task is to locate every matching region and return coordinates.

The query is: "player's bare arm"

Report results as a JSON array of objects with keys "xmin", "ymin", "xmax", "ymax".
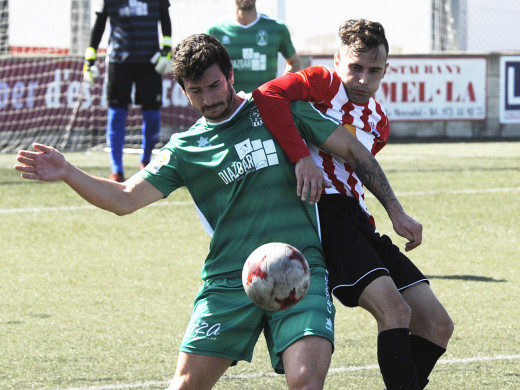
[
  {"xmin": 15, "ymin": 143, "xmax": 164, "ymax": 215},
  {"xmin": 321, "ymin": 127, "xmax": 423, "ymax": 250},
  {"xmin": 284, "ymin": 53, "xmax": 302, "ymax": 74}
]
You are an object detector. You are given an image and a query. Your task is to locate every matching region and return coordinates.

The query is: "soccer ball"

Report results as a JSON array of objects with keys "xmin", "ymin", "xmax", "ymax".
[{"xmin": 242, "ymin": 242, "xmax": 310, "ymax": 311}]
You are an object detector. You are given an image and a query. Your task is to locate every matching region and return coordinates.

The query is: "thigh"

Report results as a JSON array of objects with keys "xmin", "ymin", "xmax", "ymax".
[
  {"xmin": 358, "ymin": 275, "xmax": 407, "ymax": 314},
  {"xmin": 134, "ymin": 63, "xmax": 162, "ymax": 109},
  {"xmin": 107, "ymin": 62, "xmax": 133, "ymax": 108},
  {"xmin": 358, "ymin": 275, "xmax": 412, "ymax": 331}
]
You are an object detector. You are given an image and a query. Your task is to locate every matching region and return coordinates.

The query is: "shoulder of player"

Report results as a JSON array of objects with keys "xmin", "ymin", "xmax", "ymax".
[
  {"xmin": 257, "ymin": 13, "xmax": 288, "ymax": 27},
  {"xmin": 300, "ymin": 65, "xmax": 336, "ymax": 85}
]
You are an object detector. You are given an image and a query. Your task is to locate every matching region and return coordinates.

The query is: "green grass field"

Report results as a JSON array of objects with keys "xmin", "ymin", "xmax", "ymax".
[{"xmin": 1, "ymin": 142, "xmax": 519, "ymax": 389}]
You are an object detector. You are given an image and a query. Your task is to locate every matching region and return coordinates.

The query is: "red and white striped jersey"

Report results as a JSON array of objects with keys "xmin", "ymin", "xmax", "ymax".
[{"xmin": 253, "ymin": 65, "xmax": 390, "ymax": 225}]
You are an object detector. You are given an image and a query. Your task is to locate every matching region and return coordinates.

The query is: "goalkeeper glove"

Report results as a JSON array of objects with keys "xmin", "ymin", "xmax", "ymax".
[
  {"xmin": 151, "ymin": 36, "xmax": 172, "ymax": 75},
  {"xmin": 83, "ymin": 47, "xmax": 100, "ymax": 85}
]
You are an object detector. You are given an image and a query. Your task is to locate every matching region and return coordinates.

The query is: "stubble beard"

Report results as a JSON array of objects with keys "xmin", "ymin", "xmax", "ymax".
[{"xmin": 201, "ymin": 81, "xmax": 236, "ymax": 122}]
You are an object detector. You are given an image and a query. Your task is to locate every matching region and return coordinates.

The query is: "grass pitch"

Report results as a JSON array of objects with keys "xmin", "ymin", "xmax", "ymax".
[{"xmin": 1, "ymin": 141, "xmax": 519, "ymax": 389}]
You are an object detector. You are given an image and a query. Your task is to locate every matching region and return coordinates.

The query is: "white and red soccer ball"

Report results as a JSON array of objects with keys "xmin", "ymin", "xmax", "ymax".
[{"xmin": 242, "ymin": 242, "xmax": 310, "ymax": 311}]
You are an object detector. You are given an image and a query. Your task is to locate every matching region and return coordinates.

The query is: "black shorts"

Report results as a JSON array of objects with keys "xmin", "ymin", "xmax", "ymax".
[
  {"xmin": 107, "ymin": 62, "xmax": 162, "ymax": 110},
  {"xmin": 319, "ymin": 194, "xmax": 428, "ymax": 307}
]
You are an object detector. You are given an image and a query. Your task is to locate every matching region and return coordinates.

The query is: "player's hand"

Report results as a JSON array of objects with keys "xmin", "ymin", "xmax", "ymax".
[
  {"xmin": 151, "ymin": 36, "xmax": 172, "ymax": 75},
  {"xmin": 83, "ymin": 47, "xmax": 100, "ymax": 85},
  {"xmin": 14, "ymin": 143, "xmax": 68, "ymax": 182},
  {"xmin": 389, "ymin": 211, "xmax": 423, "ymax": 251},
  {"xmin": 294, "ymin": 156, "xmax": 330, "ymax": 204}
]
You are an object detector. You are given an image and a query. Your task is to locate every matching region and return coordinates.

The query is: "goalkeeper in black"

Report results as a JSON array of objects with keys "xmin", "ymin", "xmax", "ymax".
[{"xmin": 84, "ymin": 0, "xmax": 172, "ymax": 182}]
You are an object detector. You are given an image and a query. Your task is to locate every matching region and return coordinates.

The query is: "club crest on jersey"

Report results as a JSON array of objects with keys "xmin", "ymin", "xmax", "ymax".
[
  {"xmin": 249, "ymin": 107, "xmax": 263, "ymax": 127},
  {"xmin": 221, "ymin": 35, "xmax": 231, "ymax": 45},
  {"xmin": 256, "ymin": 30, "xmax": 268, "ymax": 46}
]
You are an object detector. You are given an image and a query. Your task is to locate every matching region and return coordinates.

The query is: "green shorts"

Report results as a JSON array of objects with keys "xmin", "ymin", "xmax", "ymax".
[{"xmin": 179, "ymin": 266, "xmax": 335, "ymax": 374}]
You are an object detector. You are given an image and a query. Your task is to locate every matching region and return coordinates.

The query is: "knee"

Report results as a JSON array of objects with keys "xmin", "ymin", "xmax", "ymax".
[
  {"xmin": 286, "ymin": 374, "xmax": 326, "ymax": 390},
  {"xmin": 438, "ymin": 314, "xmax": 455, "ymax": 344},
  {"xmin": 374, "ymin": 298, "xmax": 412, "ymax": 330},
  {"xmin": 421, "ymin": 311, "xmax": 454, "ymax": 348}
]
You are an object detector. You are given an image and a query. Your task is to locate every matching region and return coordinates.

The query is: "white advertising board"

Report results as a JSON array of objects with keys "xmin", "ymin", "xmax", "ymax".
[
  {"xmin": 499, "ymin": 56, "xmax": 520, "ymax": 124},
  {"xmin": 311, "ymin": 57, "xmax": 487, "ymax": 121}
]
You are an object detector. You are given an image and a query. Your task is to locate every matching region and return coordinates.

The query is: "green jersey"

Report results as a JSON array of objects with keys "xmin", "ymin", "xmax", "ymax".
[
  {"xmin": 139, "ymin": 96, "xmax": 338, "ymax": 281},
  {"xmin": 206, "ymin": 14, "xmax": 296, "ymax": 93}
]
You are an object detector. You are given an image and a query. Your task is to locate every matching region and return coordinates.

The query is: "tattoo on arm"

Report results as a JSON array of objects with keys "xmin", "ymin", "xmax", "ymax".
[{"xmin": 351, "ymin": 152, "xmax": 404, "ymax": 215}]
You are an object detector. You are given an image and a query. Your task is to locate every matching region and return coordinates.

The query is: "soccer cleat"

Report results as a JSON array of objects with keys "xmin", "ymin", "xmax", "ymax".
[{"xmin": 108, "ymin": 172, "xmax": 125, "ymax": 182}]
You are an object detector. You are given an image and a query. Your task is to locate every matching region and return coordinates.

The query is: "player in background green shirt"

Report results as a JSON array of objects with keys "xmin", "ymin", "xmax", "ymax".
[
  {"xmin": 15, "ymin": 33, "xmax": 418, "ymax": 390},
  {"xmin": 206, "ymin": 0, "xmax": 301, "ymax": 92}
]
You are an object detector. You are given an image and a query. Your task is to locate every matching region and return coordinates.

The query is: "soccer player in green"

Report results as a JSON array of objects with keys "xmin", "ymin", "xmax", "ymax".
[
  {"xmin": 206, "ymin": 0, "xmax": 301, "ymax": 92},
  {"xmin": 15, "ymin": 34, "xmax": 419, "ymax": 390}
]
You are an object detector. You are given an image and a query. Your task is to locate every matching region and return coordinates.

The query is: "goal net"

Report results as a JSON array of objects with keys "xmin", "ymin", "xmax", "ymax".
[{"xmin": 0, "ymin": 0, "xmax": 285, "ymax": 153}]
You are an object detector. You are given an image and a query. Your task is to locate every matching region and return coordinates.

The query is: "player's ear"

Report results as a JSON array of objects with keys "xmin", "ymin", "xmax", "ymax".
[
  {"xmin": 229, "ymin": 69, "xmax": 235, "ymax": 85},
  {"xmin": 383, "ymin": 62, "xmax": 388, "ymax": 78}
]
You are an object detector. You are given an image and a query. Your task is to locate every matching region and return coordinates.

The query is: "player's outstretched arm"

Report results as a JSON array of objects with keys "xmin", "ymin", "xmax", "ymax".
[
  {"xmin": 14, "ymin": 143, "xmax": 163, "ymax": 215},
  {"xmin": 320, "ymin": 127, "xmax": 423, "ymax": 251}
]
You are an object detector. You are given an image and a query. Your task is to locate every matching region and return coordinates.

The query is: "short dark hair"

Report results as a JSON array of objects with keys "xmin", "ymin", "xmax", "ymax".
[
  {"xmin": 338, "ymin": 19, "xmax": 389, "ymax": 56},
  {"xmin": 172, "ymin": 33, "xmax": 233, "ymax": 90}
]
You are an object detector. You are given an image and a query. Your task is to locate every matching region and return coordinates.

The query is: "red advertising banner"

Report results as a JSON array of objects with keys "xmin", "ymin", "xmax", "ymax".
[{"xmin": 0, "ymin": 58, "xmax": 199, "ymax": 132}]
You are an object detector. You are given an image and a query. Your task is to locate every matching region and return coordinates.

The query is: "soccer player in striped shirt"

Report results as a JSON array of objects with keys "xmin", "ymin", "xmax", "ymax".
[{"xmin": 253, "ymin": 19, "xmax": 454, "ymax": 390}]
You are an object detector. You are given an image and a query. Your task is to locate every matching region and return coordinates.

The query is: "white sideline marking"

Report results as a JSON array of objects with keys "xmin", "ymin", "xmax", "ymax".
[
  {"xmin": 1, "ymin": 187, "xmax": 519, "ymax": 215},
  {"xmin": 61, "ymin": 354, "xmax": 520, "ymax": 390},
  {"xmin": 390, "ymin": 186, "xmax": 520, "ymax": 197}
]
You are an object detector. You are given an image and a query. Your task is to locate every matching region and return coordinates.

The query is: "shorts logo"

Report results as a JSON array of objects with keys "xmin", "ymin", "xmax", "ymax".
[
  {"xmin": 326, "ymin": 317, "xmax": 333, "ymax": 332},
  {"xmin": 324, "ymin": 270, "xmax": 333, "ymax": 315},
  {"xmin": 187, "ymin": 319, "xmax": 221, "ymax": 341}
]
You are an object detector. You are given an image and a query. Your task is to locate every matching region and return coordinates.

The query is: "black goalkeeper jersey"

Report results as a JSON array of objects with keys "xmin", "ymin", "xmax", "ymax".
[{"xmin": 95, "ymin": 0, "xmax": 169, "ymax": 63}]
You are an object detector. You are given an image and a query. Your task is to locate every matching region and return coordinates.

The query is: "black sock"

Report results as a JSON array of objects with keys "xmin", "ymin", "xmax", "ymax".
[
  {"xmin": 378, "ymin": 328, "xmax": 420, "ymax": 390},
  {"xmin": 409, "ymin": 334, "xmax": 446, "ymax": 389}
]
